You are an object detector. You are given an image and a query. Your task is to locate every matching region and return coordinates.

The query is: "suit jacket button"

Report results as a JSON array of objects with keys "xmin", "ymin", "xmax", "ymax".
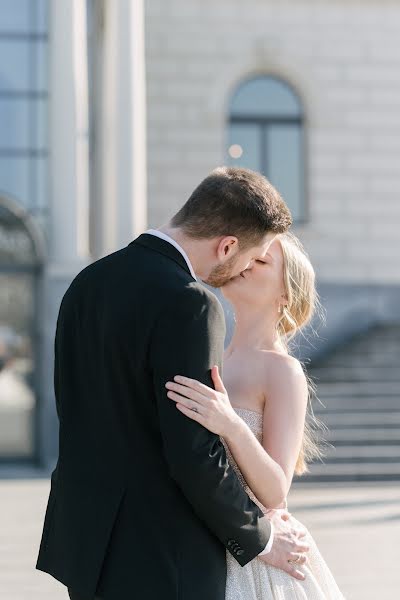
[{"xmin": 236, "ymin": 549, "xmax": 244, "ymax": 556}]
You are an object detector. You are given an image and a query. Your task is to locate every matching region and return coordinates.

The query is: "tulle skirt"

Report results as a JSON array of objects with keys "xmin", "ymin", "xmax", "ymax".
[{"xmin": 226, "ymin": 521, "xmax": 345, "ymax": 600}]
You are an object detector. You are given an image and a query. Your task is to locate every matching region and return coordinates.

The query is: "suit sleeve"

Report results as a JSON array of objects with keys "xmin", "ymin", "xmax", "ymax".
[{"xmin": 149, "ymin": 284, "xmax": 271, "ymax": 566}]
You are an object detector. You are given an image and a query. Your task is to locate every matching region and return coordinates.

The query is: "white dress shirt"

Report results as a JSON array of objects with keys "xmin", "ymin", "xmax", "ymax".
[
  {"xmin": 145, "ymin": 229, "xmax": 197, "ymax": 280},
  {"xmin": 145, "ymin": 229, "xmax": 274, "ymax": 556}
]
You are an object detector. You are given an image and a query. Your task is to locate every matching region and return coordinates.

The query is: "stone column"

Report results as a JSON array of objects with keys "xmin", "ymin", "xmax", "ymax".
[
  {"xmin": 48, "ymin": 0, "xmax": 91, "ymax": 272},
  {"xmin": 39, "ymin": 0, "xmax": 91, "ymax": 466},
  {"xmin": 92, "ymin": 0, "xmax": 147, "ymax": 257}
]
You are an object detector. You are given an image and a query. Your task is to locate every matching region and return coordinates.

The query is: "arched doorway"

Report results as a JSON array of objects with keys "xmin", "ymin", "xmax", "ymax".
[{"xmin": 0, "ymin": 197, "xmax": 43, "ymax": 460}]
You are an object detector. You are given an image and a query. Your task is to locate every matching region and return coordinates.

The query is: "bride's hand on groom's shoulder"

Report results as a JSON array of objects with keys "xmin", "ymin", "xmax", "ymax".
[{"xmin": 165, "ymin": 366, "xmax": 242, "ymax": 438}]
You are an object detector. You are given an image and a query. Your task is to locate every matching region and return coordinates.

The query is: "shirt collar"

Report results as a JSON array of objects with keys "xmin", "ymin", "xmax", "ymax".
[{"xmin": 145, "ymin": 229, "xmax": 197, "ymax": 280}]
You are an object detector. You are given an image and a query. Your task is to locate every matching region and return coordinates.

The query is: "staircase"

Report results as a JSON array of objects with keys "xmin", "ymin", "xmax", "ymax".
[{"xmin": 297, "ymin": 324, "xmax": 400, "ymax": 482}]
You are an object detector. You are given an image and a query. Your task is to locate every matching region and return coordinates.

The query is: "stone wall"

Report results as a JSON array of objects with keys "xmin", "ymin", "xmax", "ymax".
[{"xmin": 145, "ymin": 0, "xmax": 400, "ymax": 285}]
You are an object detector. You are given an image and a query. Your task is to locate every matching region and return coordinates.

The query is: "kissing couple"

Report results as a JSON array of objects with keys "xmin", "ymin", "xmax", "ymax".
[{"xmin": 36, "ymin": 167, "xmax": 344, "ymax": 599}]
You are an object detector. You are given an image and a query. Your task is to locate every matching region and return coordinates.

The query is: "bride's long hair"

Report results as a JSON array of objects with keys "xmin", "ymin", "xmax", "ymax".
[{"xmin": 276, "ymin": 232, "xmax": 326, "ymax": 475}]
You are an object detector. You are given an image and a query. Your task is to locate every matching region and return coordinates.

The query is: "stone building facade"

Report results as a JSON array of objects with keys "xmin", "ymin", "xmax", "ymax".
[
  {"xmin": 0, "ymin": 0, "xmax": 399, "ymax": 467},
  {"xmin": 145, "ymin": 0, "xmax": 400, "ymax": 349}
]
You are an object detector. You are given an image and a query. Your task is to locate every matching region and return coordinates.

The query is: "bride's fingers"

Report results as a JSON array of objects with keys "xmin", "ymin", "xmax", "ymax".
[
  {"xmin": 292, "ymin": 524, "xmax": 308, "ymax": 539},
  {"xmin": 293, "ymin": 541, "xmax": 310, "ymax": 554},
  {"xmin": 288, "ymin": 552, "xmax": 307, "ymax": 565},
  {"xmin": 166, "ymin": 390, "xmax": 203, "ymax": 413},
  {"xmin": 298, "ymin": 555, "xmax": 307, "ymax": 565},
  {"xmin": 211, "ymin": 365, "xmax": 226, "ymax": 393},
  {"xmin": 173, "ymin": 375, "xmax": 212, "ymax": 396},
  {"xmin": 285, "ymin": 565, "xmax": 306, "ymax": 581},
  {"xmin": 176, "ymin": 402, "xmax": 204, "ymax": 422},
  {"xmin": 165, "ymin": 381, "xmax": 208, "ymax": 404}
]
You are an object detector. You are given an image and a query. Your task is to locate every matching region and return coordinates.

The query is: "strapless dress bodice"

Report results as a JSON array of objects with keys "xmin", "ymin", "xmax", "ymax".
[
  {"xmin": 221, "ymin": 406, "xmax": 287, "ymax": 512},
  {"xmin": 233, "ymin": 407, "xmax": 263, "ymax": 440}
]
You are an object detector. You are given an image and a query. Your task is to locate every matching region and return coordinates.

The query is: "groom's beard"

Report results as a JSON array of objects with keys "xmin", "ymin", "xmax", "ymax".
[{"xmin": 203, "ymin": 254, "xmax": 239, "ymax": 288}]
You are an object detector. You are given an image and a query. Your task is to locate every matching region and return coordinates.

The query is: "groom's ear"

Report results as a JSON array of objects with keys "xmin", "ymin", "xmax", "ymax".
[{"xmin": 216, "ymin": 236, "xmax": 239, "ymax": 259}]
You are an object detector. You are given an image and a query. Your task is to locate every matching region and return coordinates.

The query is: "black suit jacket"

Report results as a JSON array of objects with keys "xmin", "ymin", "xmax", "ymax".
[{"xmin": 36, "ymin": 234, "xmax": 271, "ymax": 599}]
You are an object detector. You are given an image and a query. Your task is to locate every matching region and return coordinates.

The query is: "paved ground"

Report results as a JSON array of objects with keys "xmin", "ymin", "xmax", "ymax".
[
  {"xmin": 0, "ymin": 476, "xmax": 399, "ymax": 599},
  {"xmin": 288, "ymin": 482, "xmax": 400, "ymax": 599}
]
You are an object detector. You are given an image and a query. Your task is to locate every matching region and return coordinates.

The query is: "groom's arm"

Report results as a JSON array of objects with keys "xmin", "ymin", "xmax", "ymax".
[{"xmin": 149, "ymin": 283, "xmax": 271, "ymax": 566}]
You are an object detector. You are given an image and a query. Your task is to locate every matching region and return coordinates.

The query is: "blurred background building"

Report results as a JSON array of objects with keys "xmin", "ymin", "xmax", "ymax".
[{"xmin": 0, "ymin": 0, "xmax": 399, "ymax": 477}]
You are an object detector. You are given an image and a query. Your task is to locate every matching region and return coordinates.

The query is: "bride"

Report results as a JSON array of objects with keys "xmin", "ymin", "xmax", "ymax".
[{"xmin": 165, "ymin": 232, "xmax": 345, "ymax": 599}]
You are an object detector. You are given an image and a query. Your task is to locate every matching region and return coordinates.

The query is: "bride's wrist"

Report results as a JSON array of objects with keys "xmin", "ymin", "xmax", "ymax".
[{"xmin": 223, "ymin": 412, "xmax": 246, "ymax": 444}]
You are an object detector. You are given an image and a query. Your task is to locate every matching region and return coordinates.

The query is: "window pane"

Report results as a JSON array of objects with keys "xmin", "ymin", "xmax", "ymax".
[
  {"xmin": 0, "ymin": 0, "xmax": 30, "ymax": 33},
  {"xmin": 267, "ymin": 125, "xmax": 304, "ymax": 221},
  {"xmin": 0, "ymin": 98, "xmax": 30, "ymax": 149},
  {"xmin": 0, "ymin": 40, "xmax": 30, "ymax": 92},
  {"xmin": 36, "ymin": 0, "xmax": 49, "ymax": 34},
  {"xmin": 230, "ymin": 77, "xmax": 302, "ymax": 118},
  {"xmin": 227, "ymin": 123, "xmax": 261, "ymax": 172},
  {"xmin": 0, "ymin": 157, "xmax": 30, "ymax": 205}
]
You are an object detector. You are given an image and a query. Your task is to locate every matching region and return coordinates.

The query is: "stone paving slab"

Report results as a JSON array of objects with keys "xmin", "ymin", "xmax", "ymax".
[
  {"xmin": 288, "ymin": 482, "xmax": 400, "ymax": 599},
  {"xmin": 0, "ymin": 478, "xmax": 399, "ymax": 599}
]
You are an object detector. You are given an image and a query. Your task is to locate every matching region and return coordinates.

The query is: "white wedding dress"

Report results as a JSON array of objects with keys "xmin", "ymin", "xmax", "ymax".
[{"xmin": 221, "ymin": 407, "xmax": 345, "ymax": 600}]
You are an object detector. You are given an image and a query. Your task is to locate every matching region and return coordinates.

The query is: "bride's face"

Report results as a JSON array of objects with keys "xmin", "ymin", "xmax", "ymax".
[{"xmin": 222, "ymin": 238, "xmax": 286, "ymax": 311}]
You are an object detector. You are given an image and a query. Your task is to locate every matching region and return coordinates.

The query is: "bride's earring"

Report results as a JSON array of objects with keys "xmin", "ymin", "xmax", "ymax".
[{"xmin": 279, "ymin": 295, "xmax": 287, "ymax": 315}]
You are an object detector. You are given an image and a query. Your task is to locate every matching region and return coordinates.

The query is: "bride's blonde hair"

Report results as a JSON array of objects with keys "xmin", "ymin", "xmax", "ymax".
[{"xmin": 276, "ymin": 232, "xmax": 325, "ymax": 475}]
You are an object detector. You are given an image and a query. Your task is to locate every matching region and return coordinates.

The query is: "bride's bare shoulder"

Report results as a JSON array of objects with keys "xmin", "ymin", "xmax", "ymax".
[
  {"xmin": 257, "ymin": 348, "xmax": 301, "ymax": 366},
  {"xmin": 257, "ymin": 350, "xmax": 306, "ymax": 387}
]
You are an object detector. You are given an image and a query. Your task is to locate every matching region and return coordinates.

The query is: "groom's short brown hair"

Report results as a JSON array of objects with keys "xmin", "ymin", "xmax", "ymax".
[{"xmin": 171, "ymin": 166, "xmax": 292, "ymax": 248}]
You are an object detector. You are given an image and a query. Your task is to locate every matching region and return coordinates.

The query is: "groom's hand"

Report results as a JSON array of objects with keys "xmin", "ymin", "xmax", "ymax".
[{"xmin": 258, "ymin": 510, "xmax": 309, "ymax": 581}]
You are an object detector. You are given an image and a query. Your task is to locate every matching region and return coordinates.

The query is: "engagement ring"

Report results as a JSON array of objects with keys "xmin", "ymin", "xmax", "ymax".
[{"xmin": 288, "ymin": 555, "xmax": 303, "ymax": 564}]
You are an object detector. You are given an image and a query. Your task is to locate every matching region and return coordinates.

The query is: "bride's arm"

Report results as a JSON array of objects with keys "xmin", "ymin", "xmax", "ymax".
[
  {"xmin": 226, "ymin": 355, "xmax": 308, "ymax": 505},
  {"xmin": 165, "ymin": 355, "xmax": 308, "ymax": 509}
]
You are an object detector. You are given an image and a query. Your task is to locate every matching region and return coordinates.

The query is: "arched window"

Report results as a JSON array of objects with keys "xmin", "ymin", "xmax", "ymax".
[
  {"xmin": 0, "ymin": 0, "xmax": 49, "ymax": 214},
  {"xmin": 227, "ymin": 76, "xmax": 305, "ymax": 222}
]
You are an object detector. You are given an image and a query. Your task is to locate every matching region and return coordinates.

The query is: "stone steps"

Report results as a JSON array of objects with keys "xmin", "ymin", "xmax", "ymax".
[
  {"xmin": 301, "ymin": 462, "xmax": 400, "ymax": 482},
  {"xmin": 325, "ymin": 428, "xmax": 400, "ymax": 443},
  {"xmin": 322, "ymin": 445, "xmax": 400, "ymax": 461},
  {"xmin": 312, "ymin": 366, "xmax": 400, "ymax": 382},
  {"xmin": 296, "ymin": 324, "xmax": 400, "ymax": 482},
  {"xmin": 316, "ymin": 381, "xmax": 399, "ymax": 397},
  {"xmin": 314, "ymin": 410, "xmax": 400, "ymax": 426}
]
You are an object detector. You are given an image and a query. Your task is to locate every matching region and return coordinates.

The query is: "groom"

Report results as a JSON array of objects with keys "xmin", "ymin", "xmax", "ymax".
[{"xmin": 36, "ymin": 167, "xmax": 309, "ymax": 600}]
